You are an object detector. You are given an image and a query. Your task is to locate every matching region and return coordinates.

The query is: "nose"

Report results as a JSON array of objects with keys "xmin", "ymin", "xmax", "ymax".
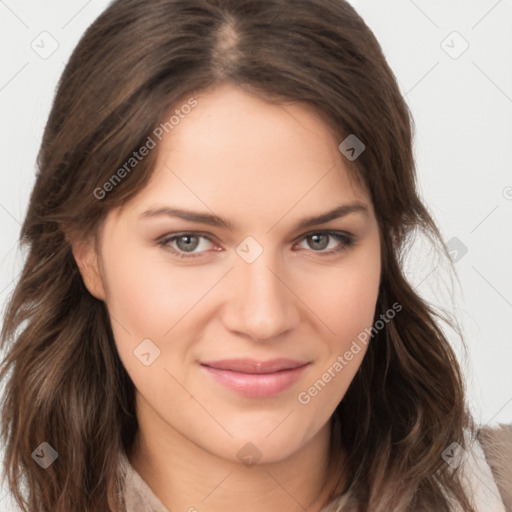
[{"xmin": 221, "ymin": 250, "xmax": 300, "ymax": 343}]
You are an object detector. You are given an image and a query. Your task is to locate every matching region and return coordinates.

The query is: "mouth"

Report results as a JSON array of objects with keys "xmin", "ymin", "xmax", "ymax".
[{"xmin": 200, "ymin": 358, "xmax": 310, "ymax": 398}]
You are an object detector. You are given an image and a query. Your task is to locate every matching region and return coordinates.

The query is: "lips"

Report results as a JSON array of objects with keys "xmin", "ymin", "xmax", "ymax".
[
  {"xmin": 200, "ymin": 358, "xmax": 310, "ymax": 398},
  {"xmin": 201, "ymin": 358, "xmax": 308, "ymax": 373}
]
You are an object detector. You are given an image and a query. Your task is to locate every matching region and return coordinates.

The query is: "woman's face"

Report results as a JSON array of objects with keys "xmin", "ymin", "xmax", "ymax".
[{"xmin": 82, "ymin": 83, "xmax": 381, "ymax": 464}]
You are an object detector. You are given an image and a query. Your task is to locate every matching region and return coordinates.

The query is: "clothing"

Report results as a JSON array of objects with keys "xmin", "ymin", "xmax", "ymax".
[
  {"xmin": 477, "ymin": 423, "xmax": 512, "ymax": 511},
  {"xmin": 119, "ymin": 423, "xmax": 512, "ymax": 512}
]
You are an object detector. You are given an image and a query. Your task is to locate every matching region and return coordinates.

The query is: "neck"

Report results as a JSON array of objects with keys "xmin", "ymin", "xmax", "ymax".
[{"xmin": 128, "ymin": 394, "xmax": 346, "ymax": 512}]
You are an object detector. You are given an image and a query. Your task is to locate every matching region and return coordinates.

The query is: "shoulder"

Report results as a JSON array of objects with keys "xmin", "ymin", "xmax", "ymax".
[
  {"xmin": 476, "ymin": 423, "xmax": 512, "ymax": 512},
  {"xmin": 319, "ymin": 424, "xmax": 512, "ymax": 512}
]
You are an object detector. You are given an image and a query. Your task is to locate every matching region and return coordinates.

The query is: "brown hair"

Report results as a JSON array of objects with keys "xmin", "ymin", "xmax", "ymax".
[{"xmin": 1, "ymin": 0, "xmax": 477, "ymax": 510}]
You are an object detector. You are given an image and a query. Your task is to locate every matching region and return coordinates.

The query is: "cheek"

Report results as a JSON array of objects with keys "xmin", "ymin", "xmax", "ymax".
[
  {"xmin": 99, "ymin": 241, "xmax": 202, "ymax": 388},
  {"xmin": 296, "ymin": 248, "xmax": 380, "ymax": 418},
  {"xmin": 100, "ymin": 239, "xmax": 208, "ymax": 337},
  {"xmin": 305, "ymin": 241, "xmax": 381, "ymax": 345}
]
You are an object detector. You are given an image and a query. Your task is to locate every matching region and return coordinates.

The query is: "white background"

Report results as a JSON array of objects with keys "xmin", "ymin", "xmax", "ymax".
[{"xmin": 1, "ymin": 1, "xmax": 511, "ymax": 509}]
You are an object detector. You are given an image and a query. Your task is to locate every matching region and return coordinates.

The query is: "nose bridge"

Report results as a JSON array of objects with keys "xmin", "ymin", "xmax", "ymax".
[{"xmin": 225, "ymin": 237, "xmax": 298, "ymax": 341}]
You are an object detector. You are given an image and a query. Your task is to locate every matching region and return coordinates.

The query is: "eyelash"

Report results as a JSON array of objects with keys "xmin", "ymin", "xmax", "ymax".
[{"xmin": 156, "ymin": 231, "xmax": 356, "ymax": 259}]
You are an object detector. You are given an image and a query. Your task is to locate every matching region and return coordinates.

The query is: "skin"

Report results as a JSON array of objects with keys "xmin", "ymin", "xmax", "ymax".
[{"xmin": 72, "ymin": 83, "xmax": 381, "ymax": 512}]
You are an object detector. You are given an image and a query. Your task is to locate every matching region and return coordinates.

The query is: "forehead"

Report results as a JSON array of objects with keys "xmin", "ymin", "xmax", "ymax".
[{"xmin": 118, "ymin": 84, "xmax": 373, "ymax": 227}]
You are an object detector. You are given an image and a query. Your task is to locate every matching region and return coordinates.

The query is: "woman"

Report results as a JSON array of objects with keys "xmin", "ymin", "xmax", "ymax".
[{"xmin": 1, "ymin": 0, "xmax": 511, "ymax": 511}]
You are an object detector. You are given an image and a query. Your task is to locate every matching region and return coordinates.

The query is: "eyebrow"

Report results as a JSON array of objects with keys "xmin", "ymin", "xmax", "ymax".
[{"xmin": 140, "ymin": 202, "xmax": 369, "ymax": 231}]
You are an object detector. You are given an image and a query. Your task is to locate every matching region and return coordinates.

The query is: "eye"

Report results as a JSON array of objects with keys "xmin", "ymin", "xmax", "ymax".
[
  {"xmin": 294, "ymin": 231, "xmax": 355, "ymax": 255},
  {"xmin": 157, "ymin": 233, "xmax": 216, "ymax": 259},
  {"xmin": 156, "ymin": 230, "xmax": 356, "ymax": 259}
]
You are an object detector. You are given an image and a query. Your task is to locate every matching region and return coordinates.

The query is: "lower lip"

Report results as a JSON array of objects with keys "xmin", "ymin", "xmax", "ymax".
[{"xmin": 201, "ymin": 364, "xmax": 309, "ymax": 398}]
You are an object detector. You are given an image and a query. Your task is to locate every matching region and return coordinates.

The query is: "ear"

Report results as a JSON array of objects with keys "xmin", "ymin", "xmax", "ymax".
[{"xmin": 69, "ymin": 235, "xmax": 106, "ymax": 301}]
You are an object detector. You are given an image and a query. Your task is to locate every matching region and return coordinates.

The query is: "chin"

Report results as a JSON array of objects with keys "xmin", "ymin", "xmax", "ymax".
[{"xmin": 207, "ymin": 421, "xmax": 318, "ymax": 466}]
